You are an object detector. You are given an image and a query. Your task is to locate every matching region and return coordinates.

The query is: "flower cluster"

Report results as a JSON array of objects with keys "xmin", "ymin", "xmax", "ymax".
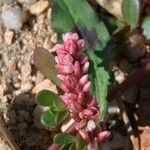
[{"xmin": 55, "ymin": 32, "xmax": 110, "ymax": 142}]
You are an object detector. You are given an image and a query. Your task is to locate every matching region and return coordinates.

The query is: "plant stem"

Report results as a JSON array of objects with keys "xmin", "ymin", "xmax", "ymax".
[{"xmin": 108, "ymin": 62, "xmax": 150, "ymax": 101}]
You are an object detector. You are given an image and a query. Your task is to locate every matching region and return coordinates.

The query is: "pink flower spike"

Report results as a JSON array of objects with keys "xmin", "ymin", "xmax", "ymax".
[
  {"xmin": 79, "ymin": 74, "xmax": 88, "ymax": 86},
  {"xmin": 82, "ymin": 62, "xmax": 90, "ymax": 74},
  {"xmin": 54, "ymin": 32, "xmax": 109, "ymax": 143},
  {"xmin": 95, "ymin": 131, "xmax": 110, "ymax": 142},
  {"xmin": 83, "ymin": 81, "xmax": 91, "ymax": 92}
]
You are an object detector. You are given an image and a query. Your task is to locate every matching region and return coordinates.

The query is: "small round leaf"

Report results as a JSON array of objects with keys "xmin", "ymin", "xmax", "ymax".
[
  {"xmin": 41, "ymin": 110, "xmax": 56, "ymax": 126},
  {"xmin": 54, "ymin": 133, "xmax": 76, "ymax": 145},
  {"xmin": 36, "ymin": 90, "xmax": 59, "ymax": 106}
]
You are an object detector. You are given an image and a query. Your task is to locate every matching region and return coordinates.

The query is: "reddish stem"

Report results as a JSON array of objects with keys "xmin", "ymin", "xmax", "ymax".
[{"xmin": 108, "ymin": 62, "xmax": 150, "ymax": 101}]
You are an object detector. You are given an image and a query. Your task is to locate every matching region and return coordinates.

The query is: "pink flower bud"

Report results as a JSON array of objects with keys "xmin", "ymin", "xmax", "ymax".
[
  {"xmin": 77, "ymin": 39, "xmax": 85, "ymax": 49},
  {"xmin": 82, "ymin": 109, "xmax": 94, "ymax": 117},
  {"xmin": 83, "ymin": 81, "xmax": 91, "ymax": 92},
  {"xmin": 95, "ymin": 131, "xmax": 110, "ymax": 142},
  {"xmin": 62, "ymin": 32, "xmax": 79, "ymax": 42},
  {"xmin": 63, "ymin": 63, "xmax": 74, "ymax": 74},
  {"xmin": 81, "ymin": 56, "xmax": 88, "ymax": 65},
  {"xmin": 79, "ymin": 74, "xmax": 88, "ymax": 86},
  {"xmin": 55, "ymin": 56, "xmax": 59, "ymax": 64},
  {"xmin": 57, "ymin": 74, "xmax": 66, "ymax": 81},
  {"xmin": 61, "ymin": 84, "xmax": 70, "ymax": 93},
  {"xmin": 82, "ymin": 62, "xmax": 89, "ymax": 74},
  {"xmin": 74, "ymin": 61, "xmax": 80, "ymax": 76},
  {"xmin": 77, "ymin": 92, "xmax": 84, "ymax": 103},
  {"xmin": 64, "ymin": 54, "xmax": 74, "ymax": 64},
  {"xmin": 68, "ymin": 44, "xmax": 77, "ymax": 56}
]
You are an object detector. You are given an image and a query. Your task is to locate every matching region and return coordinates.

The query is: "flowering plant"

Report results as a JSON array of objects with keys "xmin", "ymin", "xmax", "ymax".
[{"xmin": 33, "ymin": 0, "xmax": 150, "ymax": 149}]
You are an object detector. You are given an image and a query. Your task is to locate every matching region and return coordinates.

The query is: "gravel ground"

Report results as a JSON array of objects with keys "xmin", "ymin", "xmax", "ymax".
[{"xmin": 0, "ymin": 0, "xmax": 57, "ymax": 149}]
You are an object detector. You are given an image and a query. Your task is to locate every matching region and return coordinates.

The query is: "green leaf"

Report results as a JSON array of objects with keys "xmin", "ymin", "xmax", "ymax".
[
  {"xmin": 55, "ymin": 111, "xmax": 68, "ymax": 125},
  {"xmin": 49, "ymin": 0, "xmax": 114, "ymax": 121},
  {"xmin": 88, "ymin": 52, "xmax": 110, "ymax": 120},
  {"xmin": 60, "ymin": 144, "xmax": 71, "ymax": 150},
  {"xmin": 33, "ymin": 47, "xmax": 61, "ymax": 87},
  {"xmin": 41, "ymin": 110, "xmax": 56, "ymax": 126},
  {"xmin": 76, "ymin": 134, "xmax": 87, "ymax": 150},
  {"xmin": 51, "ymin": 0, "xmax": 75, "ymax": 40},
  {"xmin": 142, "ymin": 17, "xmax": 150, "ymax": 40},
  {"xmin": 122, "ymin": 0, "xmax": 140, "ymax": 28},
  {"xmin": 36, "ymin": 90, "xmax": 60, "ymax": 106},
  {"xmin": 69, "ymin": 143, "xmax": 76, "ymax": 150},
  {"xmin": 54, "ymin": 133, "xmax": 76, "ymax": 144},
  {"xmin": 53, "ymin": 97, "xmax": 66, "ymax": 111}
]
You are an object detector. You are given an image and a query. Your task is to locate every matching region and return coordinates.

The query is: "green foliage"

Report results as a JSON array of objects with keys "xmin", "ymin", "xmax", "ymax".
[
  {"xmin": 36, "ymin": 90, "xmax": 66, "ymax": 109},
  {"xmin": 41, "ymin": 110, "xmax": 56, "ymax": 126},
  {"xmin": 36, "ymin": 90, "xmax": 67, "ymax": 127},
  {"xmin": 36, "ymin": 90, "xmax": 59, "ymax": 106},
  {"xmin": 49, "ymin": 0, "xmax": 114, "ymax": 121},
  {"xmin": 76, "ymin": 134, "xmax": 87, "ymax": 150},
  {"xmin": 54, "ymin": 133, "xmax": 76, "ymax": 145},
  {"xmin": 60, "ymin": 144, "xmax": 70, "ymax": 150},
  {"xmin": 33, "ymin": 47, "xmax": 61, "ymax": 87},
  {"xmin": 142, "ymin": 17, "xmax": 150, "ymax": 40},
  {"xmin": 122, "ymin": 0, "xmax": 140, "ymax": 28}
]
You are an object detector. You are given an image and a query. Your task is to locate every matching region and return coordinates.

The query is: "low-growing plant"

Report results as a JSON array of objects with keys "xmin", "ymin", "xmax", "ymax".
[{"xmin": 33, "ymin": 0, "xmax": 150, "ymax": 149}]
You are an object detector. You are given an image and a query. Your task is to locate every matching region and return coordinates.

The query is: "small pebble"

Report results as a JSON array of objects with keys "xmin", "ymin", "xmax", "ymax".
[
  {"xmin": 4, "ymin": 30, "xmax": 14, "ymax": 45},
  {"xmin": 6, "ymin": 59, "xmax": 16, "ymax": 72},
  {"xmin": 18, "ymin": 0, "xmax": 37, "ymax": 5},
  {"xmin": 0, "ymin": 85, "xmax": 5, "ymax": 96},
  {"xmin": 0, "ymin": 0, "xmax": 12, "ymax": 4},
  {"xmin": 21, "ymin": 79, "xmax": 33, "ymax": 92},
  {"xmin": 32, "ymin": 79, "xmax": 57, "ymax": 94},
  {"xmin": 29, "ymin": 1, "xmax": 49, "ymax": 15},
  {"xmin": 1, "ymin": 7, "xmax": 27, "ymax": 30}
]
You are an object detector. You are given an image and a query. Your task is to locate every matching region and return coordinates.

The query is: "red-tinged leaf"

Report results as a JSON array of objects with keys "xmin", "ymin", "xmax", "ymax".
[{"xmin": 33, "ymin": 47, "xmax": 61, "ymax": 87}]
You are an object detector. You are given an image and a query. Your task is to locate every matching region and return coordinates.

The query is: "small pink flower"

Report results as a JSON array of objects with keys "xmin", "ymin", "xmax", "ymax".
[{"xmin": 55, "ymin": 32, "xmax": 110, "ymax": 143}]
